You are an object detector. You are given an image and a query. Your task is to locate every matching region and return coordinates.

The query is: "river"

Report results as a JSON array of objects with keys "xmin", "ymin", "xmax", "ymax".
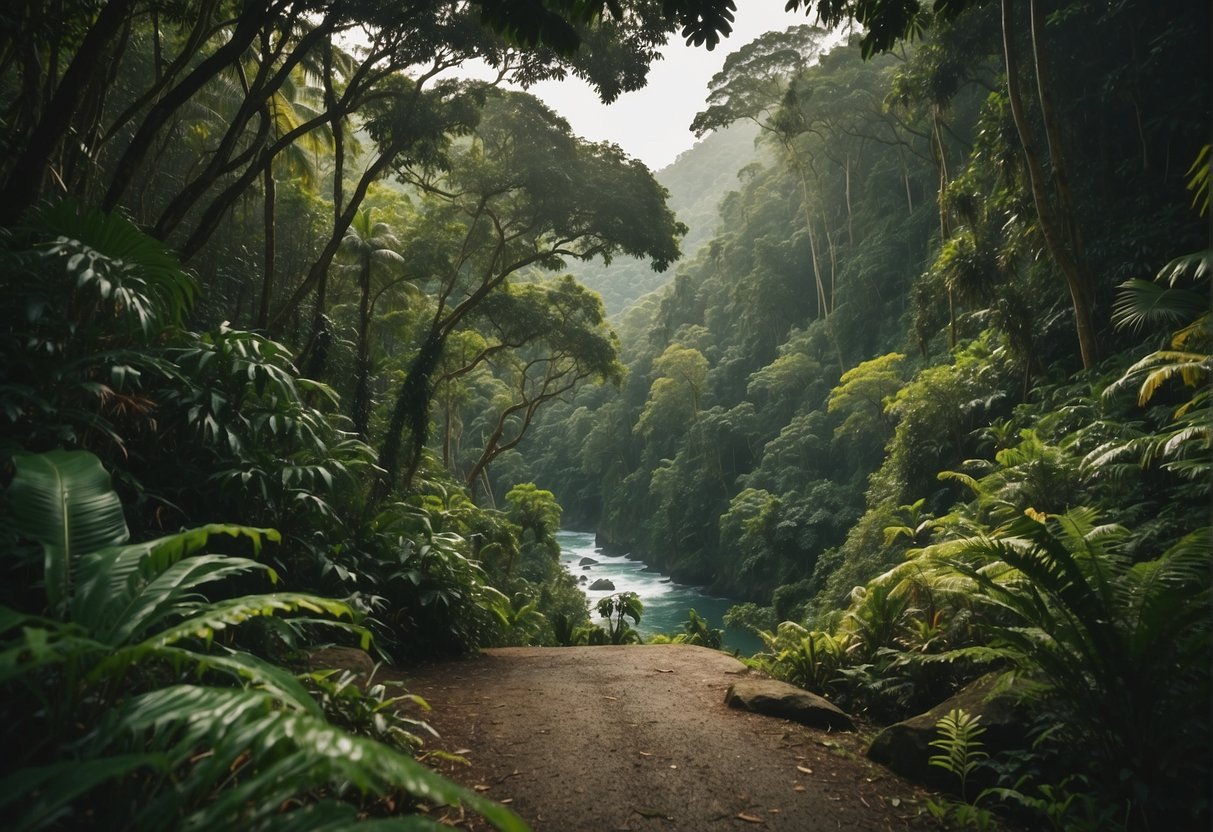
[{"xmin": 557, "ymin": 530, "xmax": 763, "ymax": 656}]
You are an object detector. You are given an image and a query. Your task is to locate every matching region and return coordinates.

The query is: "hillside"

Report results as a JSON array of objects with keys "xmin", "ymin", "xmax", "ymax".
[{"xmin": 572, "ymin": 121, "xmax": 763, "ymax": 314}]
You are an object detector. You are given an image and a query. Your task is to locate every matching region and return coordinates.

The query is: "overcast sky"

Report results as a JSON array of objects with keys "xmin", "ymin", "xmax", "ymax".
[{"xmin": 528, "ymin": 0, "xmax": 804, "ymax": 171}]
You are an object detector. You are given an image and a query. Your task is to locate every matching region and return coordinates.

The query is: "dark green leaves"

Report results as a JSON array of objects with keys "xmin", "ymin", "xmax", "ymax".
[
  {"xmin": 33, "ymin": 199, "xmax": 196, "ymax": 335},
  {"xmin": 8, "ymin": 450, "xmax": 129, "ymax": 615}
]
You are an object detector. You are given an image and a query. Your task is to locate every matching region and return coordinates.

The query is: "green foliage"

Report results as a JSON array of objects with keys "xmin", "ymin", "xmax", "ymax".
[
  {"xmin": 595, "ymin": 591, "xmax": 644, "ymax": 644},
  {"xmin": 0, "ymin": 450, "xmax": 523, "ymax": 831},
  {"xmin": 827, "ymin": 353, "xmax": 907, "ymax": 443},
  {"xmin": 723, "ymin": 601, "xmax": 777, "ymax": 636},
  {"xmin": 0, "ymin": 199, "xmax": 192, "ymax": 456},
  {"xmin": 670, "ymin": 608, "xmax": 724, "ymax": 649},
  {"xmin": 361, "ymin": 500, "xmax": 509, "ymax": 659},
  {"xmin": 929, "ymin": 708, "xmax": 989, "ymax": 801},
  {"xmin": 751, "ymin": 622, "xmax": 848, "ymax": 694},
  {"xmin": 922, "ymin": 509, "xmax": 1211, "ymax": 827},
  {"xmin": 304, "ymin": 668, "xmax": 437, "ymax": 755}
]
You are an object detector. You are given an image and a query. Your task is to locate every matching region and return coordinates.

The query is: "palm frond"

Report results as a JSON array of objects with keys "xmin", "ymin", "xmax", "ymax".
[
  {"xmin": 32, "ymin": 200, "xmax": 196, "ymax": 333},
  {"xmin": 1111, "ymin": 278, "xmax": 1208, "ymax": 333},
  {"xmin": 138, "ymin": 592, "xmax": 363, "ymax": 650},
  {"xmin": 105, "ymin": 685, "xmax": 526, "ymax": 831},
  {"xmin": 73, "ymin": 523, "xmax": 280, "ymax": 644}
]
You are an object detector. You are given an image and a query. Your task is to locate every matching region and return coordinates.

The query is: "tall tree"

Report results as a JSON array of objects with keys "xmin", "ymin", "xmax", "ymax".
[
  {"xmin": 334, "ymin": 207, "xmax": 406, "ymax": 438},
  {"xmin": 459, "ymin": 277, "xmax": 623, "ymax": 493},
  {"xmin": 374, "ymin": 90, "xmax": 684, "ymax": 499}
]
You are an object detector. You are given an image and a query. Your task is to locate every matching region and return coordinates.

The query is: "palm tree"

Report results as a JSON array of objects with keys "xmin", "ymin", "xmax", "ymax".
[
  {"xmin": 335, "ymin": 207, "xmax": 405, "ymax": 438},
  {"xmin": 255, "ymin": 44, "xmax": 331, "ymax": 328}
]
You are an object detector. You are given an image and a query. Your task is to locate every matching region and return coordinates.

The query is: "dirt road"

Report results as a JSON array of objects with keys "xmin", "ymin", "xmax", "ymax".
[{"xmin": 386, "ymin": 645, "xmax": 939, "ymax": 831}]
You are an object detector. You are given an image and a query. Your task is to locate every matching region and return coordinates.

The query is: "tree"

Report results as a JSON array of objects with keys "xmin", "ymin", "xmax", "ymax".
[
  {"xmin": 999, "ymin": 0, "xmax": 1096, "ymax": 367},
  {"xmin": 691, "ymin": 26, "xmax": 834, "ymax": 317},
  {"xmin": 334, "ymin": 207, "xmax": 406, "ymax": 438},
  {"xmin": 826, "ymin": 352, "xmax": 907, "ymax": 443},
  {"xmin": 374, "ymin": 90, "xmax": 684, "ymax": 498},
  {"xmin": 459, "ymin": 278, "xmax": 623, "ymax": 492},
  {"xmin": 637, "ymin": 344, "xmax": 710, "ymax": 437}
]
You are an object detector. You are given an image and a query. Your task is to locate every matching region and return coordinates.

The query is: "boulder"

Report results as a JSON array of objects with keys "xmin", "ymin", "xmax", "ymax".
[
  {"xmin": 588, "ymin": 578, "xmax": 616, "ymax": 591},
  {"xmin": 866, "ymin": 673, "xmax": 1032, "ymax": 791},
  {"xmin": 305, "ymin": 646, "xmax": 377, "ymax": 682},
  {"xmin": 579, "ymin": 557, "xmax": 599, "ymax": 566},
  {"xmin": 578, "ymin": 575, "xmax": 588, "ymax": 583},
  {"xmin": 725, "ymin": 679, "xmax": 855, "ymax": 732}
]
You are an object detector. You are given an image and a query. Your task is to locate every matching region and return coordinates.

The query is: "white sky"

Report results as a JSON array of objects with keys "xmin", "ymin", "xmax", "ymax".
[{"xmin": 528, "ymin": 0, "xmax": 804, "ymax": 170}]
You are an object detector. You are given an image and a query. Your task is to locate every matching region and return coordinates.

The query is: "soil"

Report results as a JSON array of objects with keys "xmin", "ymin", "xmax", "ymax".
[{"xmin": 379, "ymin": 645, "xmax": 945, "ymax": 831}]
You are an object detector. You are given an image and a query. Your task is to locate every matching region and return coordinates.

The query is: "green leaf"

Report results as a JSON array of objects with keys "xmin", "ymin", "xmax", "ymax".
[
  {"xmin": 137, "ymin": 592, "xmax": 358, "ymax": 649},
  {"xmin": 108, "ymin": 686, "xmax": 528, "ymax": 832},
  {"xmin": 72, "ymin": 523, "xmax": 279, "ymax": 644},
  {"xmin": 0, "ymin": 753, "xmax": 167, "ymax": 832},
  {"xmin": 7, "ymin": 451, "xmax": 129, "ymax": 615}
]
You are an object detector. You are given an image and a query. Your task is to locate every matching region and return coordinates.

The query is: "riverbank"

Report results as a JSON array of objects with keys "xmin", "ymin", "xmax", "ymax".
[{"xmin": 559, "ymin": 530, "xmax": 763, "ymax": 655}]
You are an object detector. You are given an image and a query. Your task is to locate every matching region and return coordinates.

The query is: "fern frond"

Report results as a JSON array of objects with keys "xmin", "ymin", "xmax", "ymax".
[{"xmin": 108, "ymin": 685, "xmax": 526, "ymax": 831}]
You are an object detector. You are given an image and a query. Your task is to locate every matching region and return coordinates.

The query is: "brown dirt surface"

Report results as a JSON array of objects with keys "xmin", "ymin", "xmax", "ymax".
[{"xmin": 380, "ymin": 645, "xmax": 945, "ymax": 831}]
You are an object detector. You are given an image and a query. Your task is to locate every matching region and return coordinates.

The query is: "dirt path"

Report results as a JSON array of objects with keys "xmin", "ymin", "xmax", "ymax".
[{"xmin": 383, "ymin": 645, "xmax": 939, "ymax": 831}]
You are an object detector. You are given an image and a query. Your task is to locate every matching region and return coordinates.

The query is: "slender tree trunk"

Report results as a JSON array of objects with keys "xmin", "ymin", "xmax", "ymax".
[
  {"xmin": 932, "ymin": 106, "xmax": 958, "ymax": 349},
  {"xmin": 100, "ymin": 0, "xmax": 219, "ymax": 149},
  {"xmin": 271, "ymin": 137, "xmax": 401, "ymax": 330},
  {"xmin": 299, "ymin": 39, "xmax": 344, "ymax": 379},
  {"xmin": 1001, "ymin": 0, "xmax": 1097, "ymax": 368},
  {"xmin": 101, "ymin": 8, "xmax": 266, "ymax": 212},
  {"xmin": 785, "ymin": 141, "xmax": 829, "ymax": 319},
  {"xmin": 257, "ymin": 161, "xmax": 276, "ymax": 328},
  {"xmin": 0, "ymin": 0, "xmax": 138, "ymax": 223},
  {"xmin": 844, "ymin": 153, "xmax": 854, "ymax": 244},
  {"xmin": 352, "ymin": 258, "xmax": 373, "ymax": 438},
  {"xmin": 374, "ymin": 331, "xmax": 445, "ymax": 505},
  {"xmin": 1029, "ymin": 0, "xmax": 1085, "ymax": 272},
  {"xmin": 442, "ymin": 386, "xmax": 454, "ymax": 467},
  {"xmin": 805, "ymin": 214, "xmax": 828, "ymax": 317},
  {"xmin": 154, "ymin": 17, "xmax": 335, "ymax": 241}
]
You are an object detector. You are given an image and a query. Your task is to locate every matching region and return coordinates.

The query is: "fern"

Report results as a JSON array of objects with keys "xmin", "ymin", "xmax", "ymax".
[
  {"xmin": 1, "ymin": 451, "xmax": 526, "ymax": 831},
  {"xmin": 929, "ymin": 708, "xmax": 989, "ymax": 802}
]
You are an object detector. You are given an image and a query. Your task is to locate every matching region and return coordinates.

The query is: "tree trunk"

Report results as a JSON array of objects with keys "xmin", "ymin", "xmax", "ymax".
[
  {"xmin": 257, "ymin": 161, "xmax": 276, "ymax": 328},
  {"xmin": 299, "ymin": 52, "xmax": 343, "ymax": 380},
  {"xmin": 271, "ymin": 136, "xmax": 401, "ymax": 330},
  {"xmin": 932, "ymin": 105, "xmax": 957, "ymax": 349},
  {"xmin": 153, "ymin": 17, "xmax": 334, "ymax": 242},
  {"xmin": 1029, "ymin": 0, "xmax": 1086, "ymax": 278},
  {"xmin": 351, "ymin": 258, "xmax": 373, "ymax": 438},
  {"xmin": 100, "ymin": 8, "xmax": 265, "ymax": 212},
  {"xmin": 1001, "ymin": 0, "xmax": 1097, "ymax": 368},
  {"xmin": 0, "ymin": 0, "xmax": 138, "ymax": 223},
  {"xmin": 374, "ymin": 331, "xmax": 446, "ymax": 505}
]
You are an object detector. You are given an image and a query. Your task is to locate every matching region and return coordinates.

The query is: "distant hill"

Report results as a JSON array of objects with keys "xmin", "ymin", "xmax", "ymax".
[{"xmin": 572, "ymin": 122, "xmax": 763, "ymax": 315}]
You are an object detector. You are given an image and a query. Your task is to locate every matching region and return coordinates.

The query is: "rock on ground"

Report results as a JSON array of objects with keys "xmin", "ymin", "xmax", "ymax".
[
  {"xmin": 725, "ymin": 679, "xmax": 856, "ymax": 732},
  {"xmin": 306, "ymin": 646, "xmax": 377, "ymax": 681},
  {"xmin": 867, "ymin": 673, "xmax": 1032, "ymax": 791}
]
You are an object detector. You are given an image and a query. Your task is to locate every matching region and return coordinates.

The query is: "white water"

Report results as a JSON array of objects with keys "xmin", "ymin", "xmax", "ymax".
[{"xmin": 558, "ymin": 529, "xmax": 762, "ymax": 656}]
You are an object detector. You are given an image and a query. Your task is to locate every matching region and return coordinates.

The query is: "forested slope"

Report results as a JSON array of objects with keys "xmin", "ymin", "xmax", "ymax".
[
  {"xmin": 1, "ymin": 0, "xmax": 1208, "ymax": 829},
  {"xmin": 511, "ymin": 7, "xmax": 1210, "ymax": 827},
  {"xmin": 568, "ymin": 121, "xmax": 762, "ymax": 314}
]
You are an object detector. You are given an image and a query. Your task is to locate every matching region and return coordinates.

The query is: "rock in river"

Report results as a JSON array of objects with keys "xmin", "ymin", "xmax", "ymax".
[
  {"xmin": 588, "ymin": 578, "xmax": 616, "ymax": 591},
  {"xmin": 579, "ymin": 556, "xmax": 599, "ymax": 566}
]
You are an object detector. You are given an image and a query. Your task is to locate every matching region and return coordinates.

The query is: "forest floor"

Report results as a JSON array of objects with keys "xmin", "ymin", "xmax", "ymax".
[{"xmin": 380, "ymin": 644, "xmax": 946, "ymax": 831}]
